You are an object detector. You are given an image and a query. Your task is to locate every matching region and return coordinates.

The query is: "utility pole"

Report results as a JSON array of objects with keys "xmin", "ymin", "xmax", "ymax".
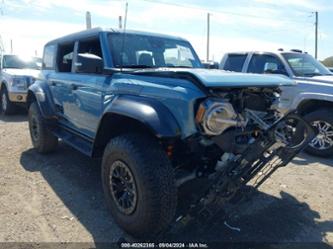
[
  {"xmin": 206, "ymin": 12, "xmax": 210, "ymax": 62},
  {"xmin": 86, "ymin": 11, "xmax": 92, "ymax": 29},
  {"xmin": 314, "ymin": 11, "xmax": 318, "ymax": 59},
  {"xmin": 119, "ymin": 16, "xmax": 122, "ymax": 29}
]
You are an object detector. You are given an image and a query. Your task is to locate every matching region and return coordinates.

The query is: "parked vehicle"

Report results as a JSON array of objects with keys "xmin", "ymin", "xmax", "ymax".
[
  {"xmin": 220, "ymin": 50, "xmax": 333, "ymax": 157},
  {"xmin": 27, "ymin": 28, "xmax": 314, "ymax": 237},
  {"xmin": 0, "ymin": 54, "xmax": 41, "ymax": 114}
]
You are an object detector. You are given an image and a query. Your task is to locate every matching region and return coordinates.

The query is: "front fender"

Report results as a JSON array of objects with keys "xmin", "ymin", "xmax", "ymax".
[
  {"xmin": 103, "ymin": 95, "xmax": 181, "ymax": 138},
  {"xmin": 294, "ymin": 92, "xmax": 333, "ymax": 108},
  {"xmin": 279, "ymin": 84, "xmax": 333, "ymax": 114},
  {"xmin": 27, "ymin": 80, "xmax": 56, "ymax": 119}
]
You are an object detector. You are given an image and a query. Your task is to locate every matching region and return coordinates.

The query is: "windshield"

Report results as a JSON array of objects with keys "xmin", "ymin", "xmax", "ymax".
[
  {"xmin": 3, "ymin": 55, "xmax": 41, "ymax": 70},
  {"xmin": 109, "ymin": 33, "xmax": 202, "ymax": 69},
  {"xmin": 282, "ymin": 53, "xmax": 332, "ymax": 77}
]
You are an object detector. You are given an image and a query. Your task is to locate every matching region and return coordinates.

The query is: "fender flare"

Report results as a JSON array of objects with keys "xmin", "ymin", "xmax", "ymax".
[
  {"xmin": 27, "ymin": 81, "xmax": 57, "ymax": 119},
  {"xmin": 100, "ymin": 95, "xmax": 181, "ymax": 138},
  {"xmin": 294, "ymin": 92, "xmax": 333, "ymax": 110}
]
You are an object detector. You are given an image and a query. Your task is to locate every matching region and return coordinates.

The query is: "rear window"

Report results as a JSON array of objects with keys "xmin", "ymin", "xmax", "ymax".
[{"xmin": 223, "ymin": 54, "xmax": 247, "ymax": 72}]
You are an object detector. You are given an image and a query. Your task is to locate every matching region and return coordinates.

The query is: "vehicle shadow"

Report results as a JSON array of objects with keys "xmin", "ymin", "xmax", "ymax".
[
  {"xmin": 20, "ymin": 144, "xmax": 333, "ymax": 245},
  {"xmin": 0, "ymin": 111, "xmax": 28, "ymax": 123},
  {"xmin": 292, "ymin": 153, "xmax": 333, "ymax": 167},
  {"xmin": 165, "ymin": 188, "xmax": 333, "ymax": 244},
  {"xmin": 20, "ymin": 143, "xmax": 123, "ymax": 242}
]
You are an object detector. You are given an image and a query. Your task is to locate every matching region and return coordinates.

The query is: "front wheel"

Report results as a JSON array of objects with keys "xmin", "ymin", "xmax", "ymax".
[
  {"xmin": 0, "ymin": 87, "xmax": 17, "ymax": 115},
  {"xmin": 304, "ymin": 109, "xmax": 333, "ymax": 157},
  {"xmin": 101, "ymin": 133, "xmax": 177, "ymax": 238},
  {"xmin": 28, "ymin": 102, "xmax": 58, "ymax": 153}
]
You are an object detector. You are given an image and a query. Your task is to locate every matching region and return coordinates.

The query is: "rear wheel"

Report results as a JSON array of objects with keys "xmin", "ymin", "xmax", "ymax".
[
  {"xmin": 102, "ymin": 133, "xmax": 177, "ymax": 238},
  {"xmin": 304, "ymin": 109, "xmax": 333, "ymax": 157},
  {"xmin": 0, "ymin": 87, "xmax": 17, "ymax": 115},
  {"xmin": 28, "ymin": 102, "xmax": 58, "ymax": 153}
]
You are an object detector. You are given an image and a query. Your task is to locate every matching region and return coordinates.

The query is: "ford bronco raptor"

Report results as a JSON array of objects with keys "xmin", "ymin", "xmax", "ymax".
[{"xmin": 27, "ymin": 28, "xmax": 314, "ymax": 238}]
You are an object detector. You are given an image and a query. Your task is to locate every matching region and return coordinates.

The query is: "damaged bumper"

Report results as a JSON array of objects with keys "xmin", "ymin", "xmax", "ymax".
[{"xmin": 176, "ymin": 112, "xmax": 316, "ymax": 226}]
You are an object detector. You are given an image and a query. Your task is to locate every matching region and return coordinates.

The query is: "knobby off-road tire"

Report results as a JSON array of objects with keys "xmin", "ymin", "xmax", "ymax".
[
  {"xmin": 102, "ymin": 133, "xmax": 177, "ymax": 238},
  {"xmin": 0, "ymin": 87, "xmax": 17, "ymax": 115},
  {"xmin": 28, "ymin": 102, "xmax": 58, "ymax": 153},
  {"xmin": 304, "ymin": 109, "xmax": 333, "ymax": 157}
]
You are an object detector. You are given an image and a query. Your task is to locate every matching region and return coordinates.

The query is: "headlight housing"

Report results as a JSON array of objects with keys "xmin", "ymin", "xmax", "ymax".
[
  {"xmin": 10, "ymin": 77, "xmax": 28, "ymax": 90},
  {"xmin": 196, "ymin": 98, "xmax": 246, "ymax": 135}
]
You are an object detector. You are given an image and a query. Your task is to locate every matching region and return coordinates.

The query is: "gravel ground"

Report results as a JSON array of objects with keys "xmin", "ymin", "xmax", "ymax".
[{"xmin": 0, "ymin": 114, "xmax": 332, "ymax": 246}]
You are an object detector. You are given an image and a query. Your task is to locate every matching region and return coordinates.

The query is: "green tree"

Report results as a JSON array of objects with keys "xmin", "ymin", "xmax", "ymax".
[{"xmin": 322, "ymin": 56, "xmax": 333, "ymax": 67}]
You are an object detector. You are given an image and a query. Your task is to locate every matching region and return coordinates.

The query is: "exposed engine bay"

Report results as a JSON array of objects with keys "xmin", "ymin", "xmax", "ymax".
[
  {"xmin": 196, "ymin": 87, "xmax": 283, "ymax": 154},
  {"xmin": 172, "ymin": 86, "xmax": 316, "ymax": 232}
]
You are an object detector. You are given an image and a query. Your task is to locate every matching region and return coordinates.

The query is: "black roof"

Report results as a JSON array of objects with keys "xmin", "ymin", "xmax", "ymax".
[{"xmin": 45, "ymin": 27, "xmax": 187, "ymax": 46}]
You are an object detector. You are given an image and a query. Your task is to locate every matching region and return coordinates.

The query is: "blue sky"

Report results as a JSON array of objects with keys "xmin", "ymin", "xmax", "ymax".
[{"xmin": 0, "ymin": 0, "xmax": 332, "ymax": 61}]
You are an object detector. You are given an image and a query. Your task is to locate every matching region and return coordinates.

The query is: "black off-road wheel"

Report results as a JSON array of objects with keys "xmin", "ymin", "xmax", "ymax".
[
  {"xmin": 28, "ymin": 102, "xmax": 58, "ymax": 153},
  {"xmin": 304, "ymin": 109, "xmax": 333, "ymax": 157},
  {"xmin": 0, "ymin": 87, "xmax": 17, "ymax": 115},
  {"xmin": 102, "ymin": 133, "xmax": 177, "ymax": 238}
]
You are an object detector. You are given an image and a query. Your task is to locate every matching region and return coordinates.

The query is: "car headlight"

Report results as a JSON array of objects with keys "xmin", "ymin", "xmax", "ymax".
[
  {"xmin": 195, "ymin": 98, "xmax": 245, "ymax": 135},
  {"xmin": 10, "ymin": 77, "xmax": 28, "ymax": 90}
]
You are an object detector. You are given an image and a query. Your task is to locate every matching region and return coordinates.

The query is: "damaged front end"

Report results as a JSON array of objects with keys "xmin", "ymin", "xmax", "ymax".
[{"xmin": 173, "ymin": 86, "xmax": 316, "ymax": 229}]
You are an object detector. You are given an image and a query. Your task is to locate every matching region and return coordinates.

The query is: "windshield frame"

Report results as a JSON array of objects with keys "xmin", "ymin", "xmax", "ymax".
[
  {"xmin": 282, "ymin": 52, "xmax": 332, "ymax": 77},
  {"xmin": 2, "ymin": 55, "xmax": 41, "ymax": 70},
  {"xmin": 108, "ymin": 32, "xmax": 203, "ymax": 69}
]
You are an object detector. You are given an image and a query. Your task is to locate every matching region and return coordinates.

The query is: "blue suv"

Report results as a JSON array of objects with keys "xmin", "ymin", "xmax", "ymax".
[{"xmin": 27, "ymin": 28, "xmax": 314, "ymax": 237}]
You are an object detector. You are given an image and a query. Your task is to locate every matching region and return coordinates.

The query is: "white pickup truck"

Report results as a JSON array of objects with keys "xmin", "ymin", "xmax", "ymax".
[
  {"xmin": 0, "ymin": 54, "xmax": 41, "ymax": 115},
  {"xmin": 220, "ymin": 50, "xmax": 333, "ymax": 157}
]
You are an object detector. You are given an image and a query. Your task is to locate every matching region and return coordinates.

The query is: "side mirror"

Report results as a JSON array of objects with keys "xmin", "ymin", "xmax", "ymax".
[{"xmin": 75, "ymin": 53, "xmax": 103, "ymax": 74}]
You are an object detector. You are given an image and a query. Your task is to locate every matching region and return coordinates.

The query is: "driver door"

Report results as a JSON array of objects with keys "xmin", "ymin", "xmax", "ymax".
[{"xmin": 64, "ymin": 37, "xmax": 106, "ymax": 138}]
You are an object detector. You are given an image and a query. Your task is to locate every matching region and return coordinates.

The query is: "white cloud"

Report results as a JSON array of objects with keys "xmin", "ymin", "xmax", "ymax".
[
  {"xmin": 0, "ymin": 17, "xmax": 83, "ymax": 56},
  {"xmin": 254, "ymin": 0, "xmax": 327, "ymax": 10},
  {"xmin": 0, "ymin": 0, "xmax": 329, "ymax": 59},
  {"xmin": 0, "ymin": 0, "xmax": 125, "ymax": 56},
  {"xmin": 173, "ymin": 33, "xmax": 293, "ymax": 61},
  {"xmin": 4, "ymin": 0, "xmax": 125, "ymax": 17}
]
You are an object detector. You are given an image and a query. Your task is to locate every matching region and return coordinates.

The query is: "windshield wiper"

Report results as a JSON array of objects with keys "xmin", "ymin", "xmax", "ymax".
[
  {"xmin": 122, "ymin": 64, "xmax": 157, "ymax": 69},
  {"xmin": 3, "ymin": 67, "xmax": 21, "ymax": 69},
  {"xmin": 303, "ymin": 72, "xmax": 323, "ymax": 77},
  {"xmin": 165, "ymin": 65, "xmax": 192, "ymax": 68}
]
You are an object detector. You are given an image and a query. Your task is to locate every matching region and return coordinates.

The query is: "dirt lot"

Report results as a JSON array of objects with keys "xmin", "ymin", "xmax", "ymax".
[{"xmin": 0, "ymin": 114, "xmax": 332, "ymax": 246}]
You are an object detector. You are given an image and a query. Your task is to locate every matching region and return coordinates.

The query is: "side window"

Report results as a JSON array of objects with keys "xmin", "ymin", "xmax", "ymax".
[
  {"xmin": 75, "ymin": 38, "xmax": 104, "ymax": 74},
  {"xmin": 223, "ymin": 54, "xmax": 247, "ymax": 72},
  {"xmin": 77, "ymin": 38, "xmax": 103, "ymax": 58},
  {"xmin": 248, "ymin": 54, "xmax": 285, "ymax": 74},
  {"xmin": 57, "ymin": 43, "xmax": 75, "ymax": 73},
  {"xmin": 43, "ymin": 45, "xmax": 56, "ymax": 69}
]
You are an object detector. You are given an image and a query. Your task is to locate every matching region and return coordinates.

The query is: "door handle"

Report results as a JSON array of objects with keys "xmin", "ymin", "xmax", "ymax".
[{"xmin": 70, "ymin": 84, "xmax": 78, "ymax": 91}]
